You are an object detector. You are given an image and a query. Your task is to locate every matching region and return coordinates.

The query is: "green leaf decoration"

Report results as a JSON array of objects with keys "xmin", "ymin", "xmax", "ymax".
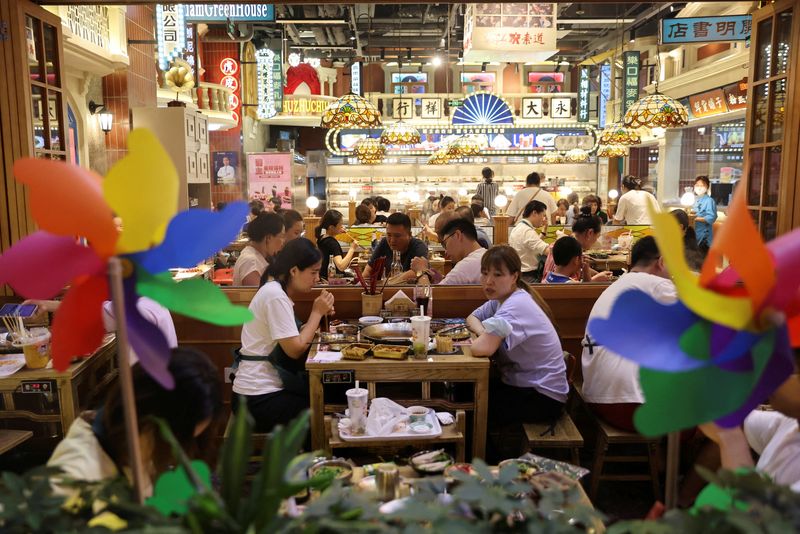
[{"xmin": 146, "ymin": 461, "xmax": 212, "ymax": 517}]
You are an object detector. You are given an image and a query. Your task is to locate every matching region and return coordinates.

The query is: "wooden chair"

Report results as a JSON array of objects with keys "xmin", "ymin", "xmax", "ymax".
[
  {"xmin": 521, "ymin": 353, "xmax": 584, "ymax": 465},
  {"xmin": 213, "ymin": 267, "xmax": 234, "ymax": 286},
  {"xmin": 223, "ymin": 411, "xmax": 272, "ymax": 462},
  {"xmin": 575, "ymin": 385, "xmax": 661, "ymax": 502}
]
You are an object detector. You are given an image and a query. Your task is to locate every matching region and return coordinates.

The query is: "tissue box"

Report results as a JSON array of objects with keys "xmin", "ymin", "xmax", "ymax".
[{"xmin": 385, "ymin": 290, "xmax": 416, "ymax": 315}]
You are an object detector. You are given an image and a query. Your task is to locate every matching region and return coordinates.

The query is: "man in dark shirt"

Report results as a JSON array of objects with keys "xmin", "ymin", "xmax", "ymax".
[{"xmin": 363, "ymin": 212, "xmax": 428, "ymax": 283}]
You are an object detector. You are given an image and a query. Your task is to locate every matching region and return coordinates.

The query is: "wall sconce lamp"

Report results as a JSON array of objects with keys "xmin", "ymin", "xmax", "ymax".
[{"xmin": 89, "ymin": 100, "xmax": 113, "ymax": 134}]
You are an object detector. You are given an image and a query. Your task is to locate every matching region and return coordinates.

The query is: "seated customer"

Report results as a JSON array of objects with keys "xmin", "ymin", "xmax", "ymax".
[
  {"xmin": 282, "ymin": 209, "xmax": 305, "ymax": 241},
  {"xmin": 467, "ymin": 245, "xmax": 568, "ymax": 428},
  {"xmin": 315, "ymin": 210, "xmax": 361, "ymax": 279},
  {"xmin": 582, "ymin": 194, "xmax": 609, "ymax": 224},
  {"xmin": 374, "ymin": 196, "xmax": 391, "ymax": 224},
  {"xmin": 581, "ymin": 236, "xmax": 676, "ymax": 432},
  {"xmin": 455, "ymin": 205, "xmax": 491, "ymax": 248},
  {"xmin": 363, "ymin": 212, "xmax": 428, "ymax": 283},
  {"xmin": 352, "ymin": 204, "xmax": 374, "ymax": 227},
  {"xmin": 508, "ymin": 200, "xmax": 549, "ymax": 283},
  {"xmin": 233, "ymin": 239, "xmax": 335, "ymax": 433},
  {"xmin": 411, "ymin": 218, "xmax": 486, "ymax": 285},
  {"xmin": 48, "ymin": 348, "xmax": 222, "ymax": 496},
  {"xmin": 428, "ymin": 195, "xmax": 456, "ymax": 227},
  {"xmin": 542, "ymin": 207, "xmax": 612, "ymax": 282},
  {"xmin": 543, "ymin": 236, "xmax": 582, "ymax": 284},
  {"xmin": 233, "ymin": 212, "xmax": 285, "ymax": 286}
]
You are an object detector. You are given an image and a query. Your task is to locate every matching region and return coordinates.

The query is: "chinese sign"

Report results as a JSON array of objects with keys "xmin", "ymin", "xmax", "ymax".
[
  {"xmin": 393, "ymin": 99, "xmax": 414, "ymax": 119},
  {"xmin": 255, "ymin": 48, "xmax": 278, "ymax": 119},
  {"xmin": 688, "ymin": 88, "xmax": 728, "ymax": 119},
  {"xmin": 219, "ymin": 56, "xmax": 241, "ymax": 123},
  {"xmin": 521, "ymin": 97, "xmax": 544, "ymax": 119},
  {"xmin": 463, "ymin": 3, "xmax": 557, "ymax": 63},
  {"xmin": 723, "ymin": 80, "xmax": 748, "ymax": 111},
  {"xmin": 351, "ymin": 61, "xmax": 362, "ymax": 96},
  {"xmin": 550, "ymin": 97, "xmax": 571, "ymax": 119},
  {"xmin": 622, "ymin": 51, "xmax": 640, "ymax": 113},
  {"xmin": 599, "ymin": 63, "xmax": 611, "ymax": 128},
  {"xmin": 420, "ymin": 98, "xmax": 442, "ymax": 119},
  {"xmin": 577, "ymin": 67, "xmax": 590, "ymax": 123},
  {"xmin": 554, "ymin": 135, "xmax": 594, "ymax": 151},
  {"xmin": 247, "ymin": 153, "xmax": 293, "ymax": 208},
  {"xmin": 183, "ymin": 4, "xmax": 274, "ymax": 22},
  {"xmin": 661, "ymin": 15, "xmax": 751, "ymax": 44},
  {"xmin": 156, "ymin": 4, "xmax": 187, "ymax": 70}
]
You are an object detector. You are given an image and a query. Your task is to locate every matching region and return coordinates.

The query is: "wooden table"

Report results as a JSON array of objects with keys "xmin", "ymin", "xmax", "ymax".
[
  {"xmin": 587, "ymin": 253, "xmax": 630, "ymax": 272},
  {"xmin": 307, "ymin": 351, "xmax": 490, "ymax": 460},
  {"xmin": 0, "ymin": 334, "xmax": 117, "ymax": 441}
]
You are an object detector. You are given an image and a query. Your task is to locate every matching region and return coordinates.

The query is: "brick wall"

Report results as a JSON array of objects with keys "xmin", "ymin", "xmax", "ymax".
[{"xmin": 102, "ymin": 5, "xmax": 157, "ymax": 168}]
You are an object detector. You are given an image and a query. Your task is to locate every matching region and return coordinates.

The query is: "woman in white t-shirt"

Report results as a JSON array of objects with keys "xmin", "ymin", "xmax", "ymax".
[
  {"xmin": 233, "ymin": 212, "xmax": 286, "ymax": 286},
  {"xmin": 233, "ymin": 238, "xmax": 335, "ymax": 433},
  {"xmin": 613, "ymin": 175, "xmax": 659, "ymax": 225}
]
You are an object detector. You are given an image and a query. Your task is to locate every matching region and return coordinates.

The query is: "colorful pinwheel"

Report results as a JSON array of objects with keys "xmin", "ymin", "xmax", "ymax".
[
  {"xmin": 588, "ymin": 190, "xmax": 798, "ymax": 436},
  {"xmin": 0, "ymin": 129, "xmax": 252, "ymax": 388}
]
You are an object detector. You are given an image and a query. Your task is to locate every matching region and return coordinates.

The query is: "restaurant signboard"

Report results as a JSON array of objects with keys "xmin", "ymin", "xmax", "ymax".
[
  {"xmin": 688, "ymin": 88, "xmax": 728, "ymax": 119},
  {"xmin": 577, "ymin": 67, "xmax": 590, "ymax": 123},
  {"xmin": 599, "ymin": 63, "xmax": 611, "ymax": 128},
  {"xmin": 723, "ymin": 80, "xmax": 748, "ymax": 111},
  {"xmin": 622, "ymin": 51, "xmax": 640, "ymax": 114},
  {"xmin": 281, "ymin": 96, "xmax": 331, "ymax": 116},
  {"xmin": 660, "ymin": 15, "xmax": 751, "ymax": 44},
  {"xmin": 156, "ymin": 4, "xmax": 186, "ymax": 70},
  {"xmin": 351, "ymin": 61, "xmax": 362, "ymax": 96},
  {"xmin": 256, "ymin": 48, "xmax": 282, "ymax": 119},
  {"xmin": 183, "ymin": 4, "xmax": 274, "ymax": 22},
  {"xmin": 463, "ymin": 3, "xmax": 557, "ymax": 63}
]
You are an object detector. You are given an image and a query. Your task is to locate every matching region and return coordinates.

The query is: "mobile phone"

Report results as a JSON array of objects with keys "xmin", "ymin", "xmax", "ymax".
[{"xmin": 0, "ymin": 304, "xmax": 38, "ymax": 317}]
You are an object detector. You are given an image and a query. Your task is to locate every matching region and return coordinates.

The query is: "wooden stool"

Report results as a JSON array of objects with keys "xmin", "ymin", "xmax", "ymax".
[
  {"xmin": 589, "ymin": 417, "xmax": 662, "ymax": 502},
  {"xmin": 223, "ymin": 411, "xmax": 272, "ymax": 462},
  {"xmin": 522, "ymin": 412, "xmax": 583, "ymax": 466}
]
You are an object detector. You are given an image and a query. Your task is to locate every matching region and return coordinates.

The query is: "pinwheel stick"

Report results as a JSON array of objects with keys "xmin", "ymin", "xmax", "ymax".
[{"xmin": 108, "ymin": 257, "xmax": 148, "ymax": 504}]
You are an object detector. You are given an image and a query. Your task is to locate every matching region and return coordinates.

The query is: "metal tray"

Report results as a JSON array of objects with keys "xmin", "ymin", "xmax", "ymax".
[{"xmin": 360, "ymin": 322, "xmax": 413, "ymax": 345}]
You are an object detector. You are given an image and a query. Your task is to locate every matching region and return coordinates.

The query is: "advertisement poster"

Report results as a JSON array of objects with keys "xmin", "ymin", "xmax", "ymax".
[
  {"xmin": 213, "ymin": 151, "xmax": 238, "ymax": 185},
  {"xmin": 247, "ymin": 153, "xmax": 294, "ymax": 209}
]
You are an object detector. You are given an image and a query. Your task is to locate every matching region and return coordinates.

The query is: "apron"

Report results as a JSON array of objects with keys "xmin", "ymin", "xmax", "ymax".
[{"xmin": 234, "ymin": 317, "xmax": 310, "ymax": 396}]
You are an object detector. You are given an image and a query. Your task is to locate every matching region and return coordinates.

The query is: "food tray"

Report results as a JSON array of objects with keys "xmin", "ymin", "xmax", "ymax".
[
  {"xmin": 339, "ymin": 412, "xmax": 442, "ymax": 442},
  {"xmin": 341, "ymin": 343, "xmax": 373, "ymax": 361},
  {"xmin": 371, "ymin": 344, "xmax": 410, "ymax": 359}
]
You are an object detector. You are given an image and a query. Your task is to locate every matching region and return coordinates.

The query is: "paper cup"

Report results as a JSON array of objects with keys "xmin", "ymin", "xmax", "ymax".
[
  {"xmin": 407, "ymin": 405, "xmax": 429, "ymax": 424},
  {"xmin": 345, "ymin": 387, "xmax": 369, "ymax": 435},
  {"xmin": 410, "ymin": 316, "xmax": 431, "ymax": 360},
  {"xmin": 13, "ymin": 328, "xmax": 51, "ymax": 369}
]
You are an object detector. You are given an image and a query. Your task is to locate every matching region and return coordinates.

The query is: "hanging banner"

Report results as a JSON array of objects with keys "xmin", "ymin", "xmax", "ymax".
[
  {"xmin": 622, "ymin": 51, "xmax": 640, "ymax": 114},
  {"xmin": 255, "ymin": 48, "xmax": 282, "ymax": 118},
  {"xmin": 661, "ymin": 15, "xmax": 752, "ymax": 44},
  {"xmin": 351, "ymin": 61, "xmax": 362, "ymax": 96},
  {"xmin": 183, "ymin": 4, "xmax": 274, "ymax": 22},
  {"xmin": 156, "ymin": 4, "xmax": 187, "ymax": 70},
  {"xmin": 463, "ymin": 3, "xmax": 557, "ymax": 63},
  {"xmin": 599, "ymin": 63, "xmax": 611, "ymax": 128},
  {"xmin": 577, "ymin": 67, "xmax": 590, "ymax": 123},
  {"xmin": 247, "ymin": 153, "xmax": 294, "ymax": 209}
]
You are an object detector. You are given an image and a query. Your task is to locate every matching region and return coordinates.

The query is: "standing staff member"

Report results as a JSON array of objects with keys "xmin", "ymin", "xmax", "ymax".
[
  {"xmin": 692, "ymin": 175, "xmax": 717, "ymax": 255},
  {"xmin": 613, "ymin": 175, "xmax": 659, "ymax": 225},
  {"xmin": 233, "ymin": 239, "xmax": 335, "ymax": 433},
  {"xmin": 475, "ymin": 167, "xmax": 500, "ymax": 216}
]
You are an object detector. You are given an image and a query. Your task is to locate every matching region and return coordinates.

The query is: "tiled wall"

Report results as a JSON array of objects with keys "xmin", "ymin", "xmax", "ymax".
[
  {"xmin": 202, "ymin": 35, "xmax": 245, "ymax": 205},
  {"xmin": 102, "ymin": 5, "xmax": 157, "ymax": 168}
]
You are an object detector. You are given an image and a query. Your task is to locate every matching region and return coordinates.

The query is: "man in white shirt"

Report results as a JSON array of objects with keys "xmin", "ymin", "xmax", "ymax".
[
  {"xmin": 508, "ymin": 199, "xmax": 549, "ymax": 282},
  {"xmin": 216, "ymin": 156, "xmax": 236, "ymax": 184},
  {"xmin": 581, "ymin": 236, "xmax": 676, "ymax": 432},
  {"xmin": 411, "ymin": 218, "xmax": 485, "ymax": 285},
  {"xmin": 507, "ymin": 172, "xmax": 558, "ymax": 223}
]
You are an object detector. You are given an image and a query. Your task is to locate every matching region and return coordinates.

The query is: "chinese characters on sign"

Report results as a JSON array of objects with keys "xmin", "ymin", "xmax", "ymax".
[
  {"xmin": 577, "ymin": 67, "xmax": 590, "ymax": 123},
  {"xmin": 393, "ymin": 99, "xmax": 414, "ymax": 119},
  {"xmin": 723, "ymin": 81, "xmax": 748, "ymax": 111},
  {"xmin": 521, "ymin": 97, "xmax": 544, "ymax": 119},
  {"xmin": 661, "ymin": 15, "xmax": 751, "ymax": 44},
  {"xmin": 219, "ymin": 56, "xmax": 241, "ymax": 123},
  {"xmin": 688, "ymin": 88, "xmax": 728, "ymax": 119},
  {"xmin": 351, "ymin": 61, "xmax": 362, "ymax": 96},
  {"xmin": 622, "ymin": 51, "xmax": 640, "ymax": 114},
  {"xmin": 247, "ymin": 153, "xmax": 293, "ymax": 208},
  {"xmin": 420, "ymin": 98, "xmax": 442, "ymax": 119},
  {"xmin": 463, "ymin": 3, "xmax": 557, "ymax": 62},
  {"xmin": 599, "ymin": 63, "xmax": 611, "ymax": 128},
  {"xmin": 256, "ymin": 48, "xmax": 277, "ymax": 119},
  {"xmin": 550, "ymin": 97, "xmax": 571, "ymax": 119},
  {"xmin": 156, "ymin": 4, "xmax": 187, "ymax": 70}
]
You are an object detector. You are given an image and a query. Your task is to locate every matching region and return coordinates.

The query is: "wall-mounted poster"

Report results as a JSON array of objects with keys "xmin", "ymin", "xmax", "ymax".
[
  {"xmin": 213, "ymin": 151, "xmax": 238, "ymax": 185},
  {"xmin": 247, "ymin": 152, "xmax": 293, "ymax": 209}
]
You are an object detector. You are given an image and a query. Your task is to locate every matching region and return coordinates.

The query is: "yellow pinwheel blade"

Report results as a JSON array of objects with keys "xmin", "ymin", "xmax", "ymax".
[
  {"xmin": 103, "ymin": 129, "xmax": 179, "ymax": 254},
  {"xmin": 651, "ymin": 208, "xmax": 755, "ymax": 330}
]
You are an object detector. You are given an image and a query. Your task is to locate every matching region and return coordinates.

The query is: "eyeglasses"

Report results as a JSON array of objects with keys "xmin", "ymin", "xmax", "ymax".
[{"xmin": 440, "ymin": 231, "xmax": 458, "ymax": 248}]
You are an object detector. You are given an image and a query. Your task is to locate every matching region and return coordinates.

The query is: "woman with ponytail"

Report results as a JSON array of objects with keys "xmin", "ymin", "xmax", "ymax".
[
  {"xmin": 541, "ymin": 206, "xmax": 613, "ymax": 282},
  {"xmin": 233, "ymin": 238, "xmax": 335, "ymax": 432},
  {"xmin": 315, "ymin": 210, "xmax": 360, "ymax": 279},
  {"xmin": 613, "ymin": 175, "xmax": 659, "ymax": 225},
  {"xmin": 466, "ymin": 245, "xmax": 568, "ymax": 432}
]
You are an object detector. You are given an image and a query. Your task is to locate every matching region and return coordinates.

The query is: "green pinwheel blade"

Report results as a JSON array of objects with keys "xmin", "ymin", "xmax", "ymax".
[
  {"xmin": 678, "ymin": 321, "xmax": 713, "ymax": 361},
  {"xmin": 136, "ymin": 268, "xmax": 253, "ymax": 326},
  {"xmin": 634, "ymin": 331, "xmax": 775, "ymax": 436}
]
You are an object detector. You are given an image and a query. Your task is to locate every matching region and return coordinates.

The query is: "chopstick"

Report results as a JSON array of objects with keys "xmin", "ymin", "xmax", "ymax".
[{"xmin": 354, "ymin": 265, "xmax": 369, "ymax": 293}]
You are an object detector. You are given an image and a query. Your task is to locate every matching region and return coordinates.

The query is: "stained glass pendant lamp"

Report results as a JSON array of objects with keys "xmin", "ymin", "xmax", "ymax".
[
  {"xmin": 541, "ymin": 151, "xmax": 565, "ymax": 164},
  {"xmin": 599, "ymin": 122, "xmax": 642, "ymax": 146},
  {"xmin": 321, "ymin": 93, "xmax": 382, "ymax": 129},
  {"xmin": 564, "ymin": 148, "xmax": 589, "ymax": 163},
  {"xmin": 597, "ymin": 145, "xmax": 629, "ymax": 158},
  {"xmin": 380, "ymin": 122, "xmax": 421, "ymax": 146},
  {"xmin": 623, "ymin": 92, "xmax": 689, "ymax": 129},
  {"xmin": 427, "ymin": 148, "xmax": 451, "ymax": 165},
  {"xmin": 352, "ymin": 138, "xmax": 385, "ymax": 164}
]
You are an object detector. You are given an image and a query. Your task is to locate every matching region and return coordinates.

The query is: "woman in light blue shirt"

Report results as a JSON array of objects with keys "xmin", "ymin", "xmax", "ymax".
[
  {"xmin": 466, "ymin": 245, "xmax": 568, "ymax": 431},
  {"xmin": 692, "ymin": 176, "xmax": 717, "ymax": 254}
]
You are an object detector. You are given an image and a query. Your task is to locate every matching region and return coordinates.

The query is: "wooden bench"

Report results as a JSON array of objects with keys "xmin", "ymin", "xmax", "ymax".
[
  {"xmin": 522, "ymin": 413, "xmax": 583, "ymax": 466},
  {"xmin": 324, "ymin": 410, "xmax": 466, "ymax": 463},
  {"xmin": 0, "ymin": 429, "xmax": 33, "ymax": 455}
]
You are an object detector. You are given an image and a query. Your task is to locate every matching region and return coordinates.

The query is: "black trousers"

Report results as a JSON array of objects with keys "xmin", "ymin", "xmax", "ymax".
[
  {"xmin": 232, "ymin": 390, "xmax": 309, "ymax": 434},
  {"xmin": 489, "ymin": 379, "xmax": 564, "ymax": 429}
]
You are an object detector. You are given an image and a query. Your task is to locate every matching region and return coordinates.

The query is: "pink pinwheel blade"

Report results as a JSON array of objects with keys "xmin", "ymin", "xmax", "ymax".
[
  {"xmin": 0, "ymin": 232, "xmax": 104, "ymax": 299},
  {"xmin": 50, "ymin": 274, "xmax": 109, "ymax": 371},
  {"xmin": 123, "ymin": 276, "xmax": 174, "ymax": 389}
]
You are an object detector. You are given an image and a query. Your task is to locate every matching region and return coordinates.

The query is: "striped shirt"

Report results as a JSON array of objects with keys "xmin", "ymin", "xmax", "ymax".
[{"xmin": 475, "ymin": 181, "xmax": 500, "ymax": 215}]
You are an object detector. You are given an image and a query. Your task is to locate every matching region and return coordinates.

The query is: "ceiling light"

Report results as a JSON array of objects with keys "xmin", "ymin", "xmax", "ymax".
[
  {"xmin": 597, "ymin": 145, "xmax": 628, "ymax": 158},
  {"xmin": 564, "ymin": 148, "xmax": 589, "ymax": 163},
  {"xmin": 380, "ymin": 122, "xmax": 421, "ymax": 147},
  {"xmin": 541, "ymin": 151, "xmax": 564, "ymax": 164},
  {"xmin": 320, "ymin": 93, "xmax": 382, "ymax": 129},
  {"xmin": 349, "ymin": 35, "xmax": 356, "ymax": 41},
  {"xmin": 608, "ymin": 189, "xmax": 619, "ymax": 200},
  {"xmin": 432, "ymin": 55, "xmax": 442, "ymax": 67},
  {"xmin": 599, "ymin": 122, "xmax": 641, "ymax": 146},
  {"xmin": 623, "ymin": 93, "xmax": 689, "ymax": 129},
  {"xmin": 352, "ymin": 138, "xmax": 385, "ymax": 165}
]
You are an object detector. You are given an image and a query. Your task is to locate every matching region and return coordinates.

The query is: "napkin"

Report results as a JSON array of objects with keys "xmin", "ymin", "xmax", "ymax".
[
  {"xmin": 308, "ymin": 351, "xmax": 342, "ymax": 363},
  {"xmin": 435, "ymin": 412, "xmax": 454, "ymax": 425},
  {"xmin": 365, "ymin": 397, "xmax": 408, "ymax": 436}
]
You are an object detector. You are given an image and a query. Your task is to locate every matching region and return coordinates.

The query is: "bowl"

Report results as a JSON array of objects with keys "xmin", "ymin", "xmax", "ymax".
[
  {"xmin": 359, "ymin": 316, "xmax": 383, "ymax": 327},
  {"xmin": 409, "ymin": 449, "xmax": 454, "ymax": 475},
  {"xmin": 406, "ymin": 405, "xmax": 430, "ymax": 424},
  {"xmin": 308, "ymin": 459, "xmax": 354, "ymax": 485}
]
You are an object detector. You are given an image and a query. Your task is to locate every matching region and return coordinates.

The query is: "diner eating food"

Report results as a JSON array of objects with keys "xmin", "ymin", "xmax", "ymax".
[
  {"xmin": 509, "ymin": 200, "xmax": 550, "ymax": 283},
  {"xmin": 233, "ymin": 212, "xmax": 286, "ymax": 286},
  {"xmin": 543, "ymin": 236, "xmax": 582, "ymax": 284},
  {"xmin": 542, "ymin": 207, "xmax": 613, "ymax": 282},
  {"xmin": 363, "ymin": 212, "xmax": 428, "ymax": 283},
  {"xmin": 282, "ymin": 209, "xmax": 305, "ymax": 241},
  {"xmin": 411, "ymin": 218, "xmax": 485, "ymax": 285},
  {"xmin": 316, "ymin": 209, "xmax": 361, "ymax": 279}
]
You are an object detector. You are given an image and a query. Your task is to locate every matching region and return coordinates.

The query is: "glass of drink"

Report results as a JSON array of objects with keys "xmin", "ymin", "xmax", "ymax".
[{"xmin": 410, "ymin": 315, "xmax": 431, "ymax": 360}]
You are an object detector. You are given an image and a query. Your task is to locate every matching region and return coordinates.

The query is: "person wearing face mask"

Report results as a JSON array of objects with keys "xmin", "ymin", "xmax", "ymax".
[
  {"xmin": 692, "ymin": 176, "xmax": 717, "ymax": 255},
  {"xmin": 233, "ymin": 238, "xmax": 335, "ymax": 433}
]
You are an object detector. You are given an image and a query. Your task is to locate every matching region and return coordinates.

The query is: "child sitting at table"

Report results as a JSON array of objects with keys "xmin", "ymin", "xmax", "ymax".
[{"xmin": 543, "ymin": 236, "xmax": 582, "ymax": 284}]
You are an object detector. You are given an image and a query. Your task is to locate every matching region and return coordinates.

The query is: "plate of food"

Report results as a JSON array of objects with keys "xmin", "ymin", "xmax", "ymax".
[
  {"xmin": 409, "ymin": 449, "xmax": 454, "ymax": 475},
  {"xmin": 308, "ymin": 459, "xmax": 354, "ymax": 485},
  {"xmin": 497, "ymin": 458, "xmax": 539, "ymax": 481},
  {"xmin": 341, "ymin": 343, "xmax": 373, "ymax": 361},
  {"xmin": 371, "ymin": 344, "xmax": 410, "ymax": 360}
]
